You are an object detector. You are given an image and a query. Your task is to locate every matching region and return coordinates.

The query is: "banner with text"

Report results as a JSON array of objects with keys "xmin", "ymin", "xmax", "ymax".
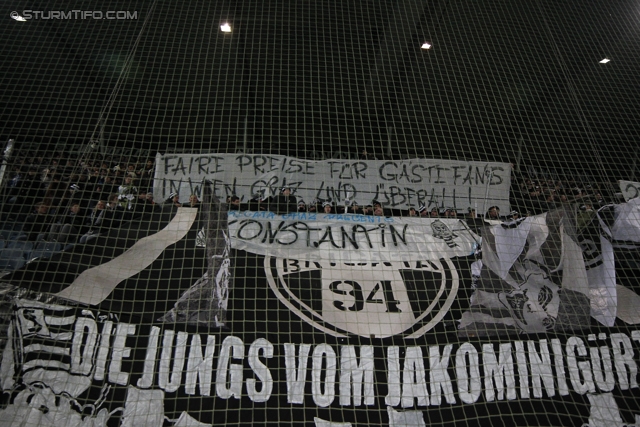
[
  {"xmin": 2, "ymin": 193, "xmax": 640, "ymax": 426},
  {"xmin": 228, "ymin": 211, "xmax": 480, "ymax": 263},
  {"xmin": 154, "ymin": 154, "xmax": 511, "ymax": 212}
]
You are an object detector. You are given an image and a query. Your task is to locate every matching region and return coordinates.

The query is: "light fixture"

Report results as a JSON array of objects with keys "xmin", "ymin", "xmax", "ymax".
[
  {"xmin": 599, "ymin": 58, "xmax": 610, "ymax": 64},
  {"xmin": 421, "ymin": 42, "xmax": 432, "ymax": 50},
  {"xmin": 220, "ymin": 22, "xmax": 232, "ymax": 33}
]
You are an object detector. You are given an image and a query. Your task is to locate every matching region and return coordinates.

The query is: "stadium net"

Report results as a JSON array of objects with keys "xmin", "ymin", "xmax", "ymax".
[{"xmin": 0, "ymin": 1, "xmax": 639, "ymax": 426}]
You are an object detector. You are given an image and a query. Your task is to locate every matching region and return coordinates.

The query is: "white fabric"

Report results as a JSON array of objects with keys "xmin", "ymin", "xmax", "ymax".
[
  {"xmin": 57, "ymin": 208, "xmax": 198, "ymax": 305},
  {"xmin": 154, "ymin": 153, "xmax": 511, "ymax": 212},
  {"xmin": 229, "ymin": 212, "xmax": 480, "ymax": 262}
]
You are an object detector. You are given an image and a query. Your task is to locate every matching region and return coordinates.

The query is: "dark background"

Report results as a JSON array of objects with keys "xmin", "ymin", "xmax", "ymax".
[{"xmin": 0, "ymin": 0, "xmax": 639, "ymax": 180}]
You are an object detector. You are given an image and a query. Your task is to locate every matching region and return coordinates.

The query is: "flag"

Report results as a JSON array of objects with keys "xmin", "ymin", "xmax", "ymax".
[
  {"xmin": 578, "ymin": 209, "xmax": 616, "ymax": 326},
  {"xmin": 458, "ymin": 207, "xmax": 591, "ymax": 337},
  {"xmin": 600, "ymin": 199, "xmax": 640, "ymax": 325},
  {"xmin": 610, "ymin": 197, "xmax": 640, "ymax": 244},
  {"xmin": 1, "ymin": 206, "xmax": 208, "ymax": 325},
  {"xmin": 160, "ymin": 181, "xmax": 231, "ymax": 327}
]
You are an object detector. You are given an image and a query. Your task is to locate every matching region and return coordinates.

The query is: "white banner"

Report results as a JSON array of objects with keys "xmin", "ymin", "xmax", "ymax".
[
  {"xmin": 228, "ymin": 211, "xmax": 480, "ymax": 262},
  {"xmin": 154, "ymin": 153, "xmax": 511, "ymax": 212},
  {"xmin": 610, "ymin": 197, "xmax": 640, "ymax": 243},
  {"xmin": 459, "ymin": 210, "xmax": 591, "ymax": 335},
  {"xmin": 619, "ymin": 180, "xmax": 640, "ymax": 201}
]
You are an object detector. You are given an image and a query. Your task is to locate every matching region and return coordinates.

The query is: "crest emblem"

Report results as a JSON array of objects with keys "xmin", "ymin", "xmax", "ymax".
[
  {"xmin": 264, "ymin": 257, "xmax": 459, "ymax": 338},
  {"xmin": 431, "ymin": 220, "xmax": 459, "ymax": 248}
]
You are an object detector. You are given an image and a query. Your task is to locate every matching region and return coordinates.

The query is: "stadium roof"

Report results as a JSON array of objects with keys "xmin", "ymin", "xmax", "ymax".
[{"xmin": 0, "ymin": 0, "xmax": 639, "ymax": 178}]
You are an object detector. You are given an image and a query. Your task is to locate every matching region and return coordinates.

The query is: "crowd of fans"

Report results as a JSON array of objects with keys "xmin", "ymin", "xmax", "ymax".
[
  {"xmin": 228, "ymin": 171, "xmax": 614, "ymax": 221},
  {"xmin": 229, "ymin": 187, "xmax": 493, "ymax": 220},
  {"xmin": 1, "ymin": 151, "xmax": 160, "ymax": 246},
  {"xmin": 0, "ymin": 149, "xmax": 621, "ymax": 261},
  {"xmin": 509, "ymin": 168, "xmax": 613, "ymax": 217}
]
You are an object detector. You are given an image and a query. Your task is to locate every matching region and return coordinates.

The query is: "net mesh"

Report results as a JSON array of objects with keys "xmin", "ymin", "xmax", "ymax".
[{"xmin": 0, "ymin": 1, "xmax": 639, "ymax": 426}]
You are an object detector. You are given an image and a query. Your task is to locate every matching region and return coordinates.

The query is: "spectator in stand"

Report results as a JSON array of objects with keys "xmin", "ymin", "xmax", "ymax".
[
  {"xmin": 112, "ymin": 165, "xmax": 124, "ymax": 183},
  {"xmin": 417, "ymin": 204, "xmax": 428, "ymax": 217},
  {"xmin": 47, "ymin": 203, "xmax": 89, "ymax": 243},
  {"xmin": 98, "ymin": 168, "xmax": 109, "ymax": 183},
  {"xmin": 346, "ymin": 201, "xmax": 362, "ymax": 215},
  {"xmin": 543, "ymin": 190, "xmax": 556, "ymax": 208},
  {"xmin": 41, "ymin": 160, "xmax": 58, "ymax": 183},
  {"xmin": 80, "ymin": 194, "xmax": 124, "ymax": 244},
  {"xmin": 227, "ymin": 195, "xmax": 240, "ymax": 210},
  {"xmin": 322, "ymin": 202, "xmax": 333, "ymax": 213},
  {"xmin": 23, "ymin": 202, "xmax": 53, "ymax": 241},
  {"xmin": 126, "ymin": 164, "xmax": 137, "ymax": 177},
  {"xmin": 297, "ymin": 201, "xmax": 307, "ymax": 212},
  {"xmin": 444, "ymin": 208, "xmax": 458, "ymax": 218},
  {"xmin": 85, "ymin": 200, "xmax": 106, "ymax": 231},
  {"xmin": 408, "ymin": 207, "xmax": 418, "ymax": 217},
  {"xmin": 372, "ymin": 200, "xmax": 393, "ymax": 216},
  {"xmin": 43, "ymin": 174, "xmax": 66, "ymax": 208},
  {"xmin": 430, "ymin": 207, "xmax": 440, "ymax": 218},
  {"xmin": 96, "ymin": 171, "xmax": 114, "ymax": 194},
  {"xmin": 141, "ymin": 159, "xmax": 155, "ymax": 175},
  {"xmin": 362, "ymin": 204, "xmax": 373, "ymax": 215},
  {"xmin": 184, "ymin": 194, "xmax": 201, "ymax": 208},
  {"xmin": 3, "ymin": 167, "xmax": 44, "ymax": 215},
  {"xmin": 373, "ymin": 206, "xmax": 385, "ymax": 216},
  {"xmin": 580, "ymin": 201, "xmax": 594, "ymax": 212},
  {"xmin": 248, "ymin": 192, "xmax": 265, "ymax": 211},
  {"xmin": 334, "ymin": 203, "xmax": 347, "ymax": 214},
  {"xmin": 24, "ymin": 167, "xmax": 45, "ymax": 197},
  {"xmin": 87, "ymin": 168, "xmax": 100, "ymax": 188},
  {"xmin": 307, "ymin": 199, "xmax": 320, "ymax": 213},
  {"xmin": 138, "ymin": 159, "xmax": 155, "ymax": 191},
  {"xmin": 466, "ymin": 208, "xmax": 477, "ymax": 219},
  {"xmin": 592, "ymin": 192, "xmax": 605, "ymax": 206},
  {"xmin": 138, "ymin": 192, "xmax": 159, "ymax": 213},
  {"xmin": 507, "ymin": 210, "xmax": 521, "ymax": 221},
  {"xmin": 63, "ymin": 181, "xmax": 91, "ymax": 209},
  {"xmin": 164, "ymin": 192, "xmax": 182, "ymax": 207},
  {"xmin": 523, "ymin": 180, "xmax": 544, "ymax": 214},
  {"xmin": 270, "ymin": 187, "xmax": 298, "ymax": 214},
  {"xmin": 486, "ymin": 206, "xmax": 502, "ymax": 221},
  {"xmin": 117, "ymin": 176, "xmax": 138, "ymax": 210}
]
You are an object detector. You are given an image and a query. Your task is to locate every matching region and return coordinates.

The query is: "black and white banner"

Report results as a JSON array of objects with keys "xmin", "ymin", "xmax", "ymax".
[
  {"xmin": 1, "ymin": 193, "xmax": 640, "ymax": 426},
  {"xmin": 2, "ymin": 296, "xmax": 640, "ymax": 426},
  {"xmin": 459, "ymin": 209, "xmax": 592, "ymax": 336}
]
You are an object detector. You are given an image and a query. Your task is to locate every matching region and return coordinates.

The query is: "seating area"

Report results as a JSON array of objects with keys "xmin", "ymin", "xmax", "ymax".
[
  {"xmin": 0, "ymin": 149, "xmax": 160, "ymax": 274},
  {"xmin": 0, "ymin": 145, "xmax": 627, "ymax": 276},
  {"xmin": 0, "ymin": 222, "xmax": 65, "ymax": 273}
]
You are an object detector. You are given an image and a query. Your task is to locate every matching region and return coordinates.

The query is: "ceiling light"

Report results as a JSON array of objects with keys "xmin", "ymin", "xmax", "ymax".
[
  {"xmin": 220, "ymin": 23, "xmax": 232, "ymax": 33},
  {"xmin": 599, "ymin": 58, "xmax": 610, "ymax": 64},
  {"xmin": 421, "ymin": 42, "xmax": 432, "ymax": 50}
]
